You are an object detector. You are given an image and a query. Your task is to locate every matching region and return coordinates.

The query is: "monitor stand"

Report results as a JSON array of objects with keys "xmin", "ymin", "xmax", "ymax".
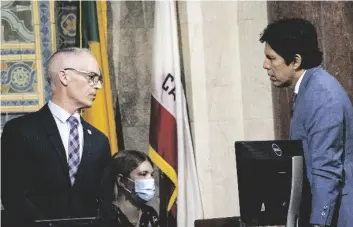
[{"xmin": 286, "ymin": 156, "xmax": 303, "ymax": 227}]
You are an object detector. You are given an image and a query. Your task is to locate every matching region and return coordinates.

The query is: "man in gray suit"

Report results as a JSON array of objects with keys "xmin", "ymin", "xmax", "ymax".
[{"xmin": 260, "ymin": 18, "xmax": 353, "ymax": 227}]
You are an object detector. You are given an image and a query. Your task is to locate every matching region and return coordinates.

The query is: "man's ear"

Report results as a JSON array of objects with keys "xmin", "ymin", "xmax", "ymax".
[
  {"xmin": 58, "ymin": 70, "xmax": 69, "ymax": 86},
  {"xmin": 292, "ymin": 54, "xmax": 302, "ymax": 70}
]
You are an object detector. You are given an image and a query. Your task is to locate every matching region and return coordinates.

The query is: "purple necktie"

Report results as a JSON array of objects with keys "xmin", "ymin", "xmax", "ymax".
[{"xmin": 67, "ymin": 116, "xmax": 80, "ymax": 185}]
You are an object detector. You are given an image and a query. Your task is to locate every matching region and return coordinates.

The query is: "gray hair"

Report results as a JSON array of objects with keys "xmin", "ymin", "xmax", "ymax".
[{"xmin": 46, "ymin": 47, "xmax": 93, "ymax": 85}]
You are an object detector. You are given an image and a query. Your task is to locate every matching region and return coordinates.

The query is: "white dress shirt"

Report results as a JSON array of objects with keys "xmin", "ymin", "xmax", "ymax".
[
  {"xmin": 294, "ymin": 70, "xmax": 306, "ymax": 94},
  {"xmin": 48, "ymin": 101, "xmax": 84, "ymax": 161}
]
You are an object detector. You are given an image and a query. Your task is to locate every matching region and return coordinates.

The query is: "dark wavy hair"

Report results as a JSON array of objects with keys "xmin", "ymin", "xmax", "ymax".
[{"xmin": 260, "ymin": 18, "xmax": 323, "ymax": 69}]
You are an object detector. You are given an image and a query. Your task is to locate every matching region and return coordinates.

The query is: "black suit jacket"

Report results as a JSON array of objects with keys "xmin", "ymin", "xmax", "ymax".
[{"xmin": 1, "ymin": 104, "xmax": 112, "ymax": 225}]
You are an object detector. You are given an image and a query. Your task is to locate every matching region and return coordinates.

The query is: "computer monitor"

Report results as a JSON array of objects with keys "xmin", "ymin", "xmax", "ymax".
[{"xmin": 235, "ymin": 140, "xmax": 304, "ymax": 227}]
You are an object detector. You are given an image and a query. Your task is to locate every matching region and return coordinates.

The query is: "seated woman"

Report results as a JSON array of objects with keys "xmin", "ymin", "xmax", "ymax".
[{"xmin": 105, "ymin": 150, "xmax": 160, "ymax": 227}]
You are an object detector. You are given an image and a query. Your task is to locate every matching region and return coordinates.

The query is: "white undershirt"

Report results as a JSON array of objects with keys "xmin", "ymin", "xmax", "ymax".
[{"xmin": 294, "ymin": 70, "xmax": 306, "ymax": 94}]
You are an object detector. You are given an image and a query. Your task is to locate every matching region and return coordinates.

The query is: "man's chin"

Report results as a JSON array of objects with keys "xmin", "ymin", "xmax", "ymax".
[
  {"xmin": 80, "ymin": 102, "xmax": 94, "ymax": 109},
  {"xmin": 273, "ymin": 81, "xmax": 288, "ymax": 88}
]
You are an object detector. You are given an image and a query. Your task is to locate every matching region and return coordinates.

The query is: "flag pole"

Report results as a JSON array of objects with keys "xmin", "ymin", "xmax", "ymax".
[
  {"xmin": 169, "ymin": 1, "xmax": 185, "ymax": 226},
  {"xmin": 159, "ymin": 172, "xmax": 168, "ymax": 226}
]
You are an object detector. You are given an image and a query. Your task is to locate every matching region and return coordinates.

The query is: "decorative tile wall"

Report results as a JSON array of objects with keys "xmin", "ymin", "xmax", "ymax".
[{"xmin": 1, "ymin": 1, "xmax": 56, "ymax": 131}]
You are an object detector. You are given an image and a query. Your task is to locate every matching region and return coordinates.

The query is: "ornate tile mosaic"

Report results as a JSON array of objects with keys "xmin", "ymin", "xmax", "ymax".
[
  {"xmin": 55, "ymin": 1, "xmax": 78, "ymax": 49},
  {"xmin": 1, "ymin": 60, "xmax": 37, "ymax": 94},
  {"xmin": 0, "ymin": 0, "xmax": 55, "ymax": 113},
  {"xmin": 0, "ymin": 49, "xmax": 36, "ymax": 55},
  {"xmin": 1, "ymin": 1, "xmax": 34, "ymax": 43}
]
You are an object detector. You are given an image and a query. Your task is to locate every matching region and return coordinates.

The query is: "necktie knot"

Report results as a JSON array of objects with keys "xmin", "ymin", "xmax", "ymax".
[{"xmin": 67, "ymin": 116, "xmax": 79, "ymax": 127}]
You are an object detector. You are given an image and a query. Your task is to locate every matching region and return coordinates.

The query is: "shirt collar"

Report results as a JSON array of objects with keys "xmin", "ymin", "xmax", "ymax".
[
  {"xmin": 294, "ymin": 70, "xmax": 306, "ymax": 94},
  {"xmin": 48, "ymin": 101, "xmax": 81, "ymax": 124}
]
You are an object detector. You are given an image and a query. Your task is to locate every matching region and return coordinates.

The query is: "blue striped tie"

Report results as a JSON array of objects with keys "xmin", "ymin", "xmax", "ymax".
[{"xmin": 67, "ymin": 116, "xmax": 80, "ymax": 185}]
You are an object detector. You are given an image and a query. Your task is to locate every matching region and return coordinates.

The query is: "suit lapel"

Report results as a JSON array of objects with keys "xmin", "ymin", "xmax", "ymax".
[
  {"xmin": 296, "ymin": 67, "xmax": 319, "ymax": 102},
  {"xmin": 290, "ymin": 68, "xmax": 314, "ymax": 138},
  {"xmin": 290, "ymin": 67, "xmax": 320, "ymax": 139},
  {"xmin": 40, "ymin": 104, "xmax": 71, "ymax": 183},
  {"xmin": 75, "ymin": 120, "xmax": 94, "ymax": 182}
]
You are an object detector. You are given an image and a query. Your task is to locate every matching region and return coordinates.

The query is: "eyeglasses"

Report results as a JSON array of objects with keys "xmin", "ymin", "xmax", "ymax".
[{"xmin": 63, "ymin": 68, "xmax": 103, "ymax": 85}]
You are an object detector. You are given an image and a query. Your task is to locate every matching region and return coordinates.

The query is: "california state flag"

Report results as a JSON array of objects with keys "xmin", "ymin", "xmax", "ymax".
[{"xmin": 148, "ymin": 1, "xmax": 204, "ymax": 227}]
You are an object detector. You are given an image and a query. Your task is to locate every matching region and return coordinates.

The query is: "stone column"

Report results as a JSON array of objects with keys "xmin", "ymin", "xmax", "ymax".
[{"xmin": 109, "ymin": 1, "xmax": 155, "ymax": 151}]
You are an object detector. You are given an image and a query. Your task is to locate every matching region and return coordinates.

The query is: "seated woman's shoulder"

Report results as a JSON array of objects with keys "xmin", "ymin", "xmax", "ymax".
[
  {"xmin": 142, "ymin": 204, "xmax": 159, "ymax": 226},
  {"xmin": 142, "ymin": 204, "xmax": 158, "ymax": 216}
]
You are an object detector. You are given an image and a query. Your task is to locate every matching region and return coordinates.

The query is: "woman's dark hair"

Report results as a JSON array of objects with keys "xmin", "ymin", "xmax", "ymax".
[
  {"xmin": 111, "ymin": 150, "xmax": 154, "ymax": 179},
  {"xmin": 259, "ymin": 18, "xmax": 323, "ymax": 69}
]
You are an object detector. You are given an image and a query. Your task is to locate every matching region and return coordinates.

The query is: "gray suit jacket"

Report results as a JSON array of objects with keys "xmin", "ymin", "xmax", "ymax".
[{"xmin": 290, "ymin": 67, "xmax": 353, "ymax": 226}]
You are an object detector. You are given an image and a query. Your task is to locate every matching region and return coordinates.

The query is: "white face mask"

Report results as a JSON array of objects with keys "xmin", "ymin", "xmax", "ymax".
[
  {"xmin": 124, "ymin": 177, "xmax": 156, "ymax": 202},
  {"xmin": 134, "ymin": 178, "xmax": 156, "ymax": 202}
]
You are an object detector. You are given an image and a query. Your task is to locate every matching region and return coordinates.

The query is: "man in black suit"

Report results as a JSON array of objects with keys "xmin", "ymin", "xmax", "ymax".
[{"xmin": 1, "ymin": 47, "xmax": 112, "ymax": 226}]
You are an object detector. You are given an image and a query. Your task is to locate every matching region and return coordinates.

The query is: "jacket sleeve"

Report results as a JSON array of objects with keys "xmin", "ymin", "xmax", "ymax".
[
  {"xmin": 307, "ymin": 94, "xmax": 344, "ymax": 225},
  {"xmin": 1, "ymin": 120, "xmax": 43, "ymax": 222}
]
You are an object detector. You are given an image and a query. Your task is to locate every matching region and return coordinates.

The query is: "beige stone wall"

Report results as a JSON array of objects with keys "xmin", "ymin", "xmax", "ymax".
[{"xmin": 178, "ymin": 1, "xmax": 272, "ymax": 218}]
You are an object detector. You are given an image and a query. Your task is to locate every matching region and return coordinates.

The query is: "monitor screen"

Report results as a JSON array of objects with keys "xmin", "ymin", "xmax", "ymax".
[{"xmin": 235, "ymin": 140, "xmax": 304, "ymax": 226}]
